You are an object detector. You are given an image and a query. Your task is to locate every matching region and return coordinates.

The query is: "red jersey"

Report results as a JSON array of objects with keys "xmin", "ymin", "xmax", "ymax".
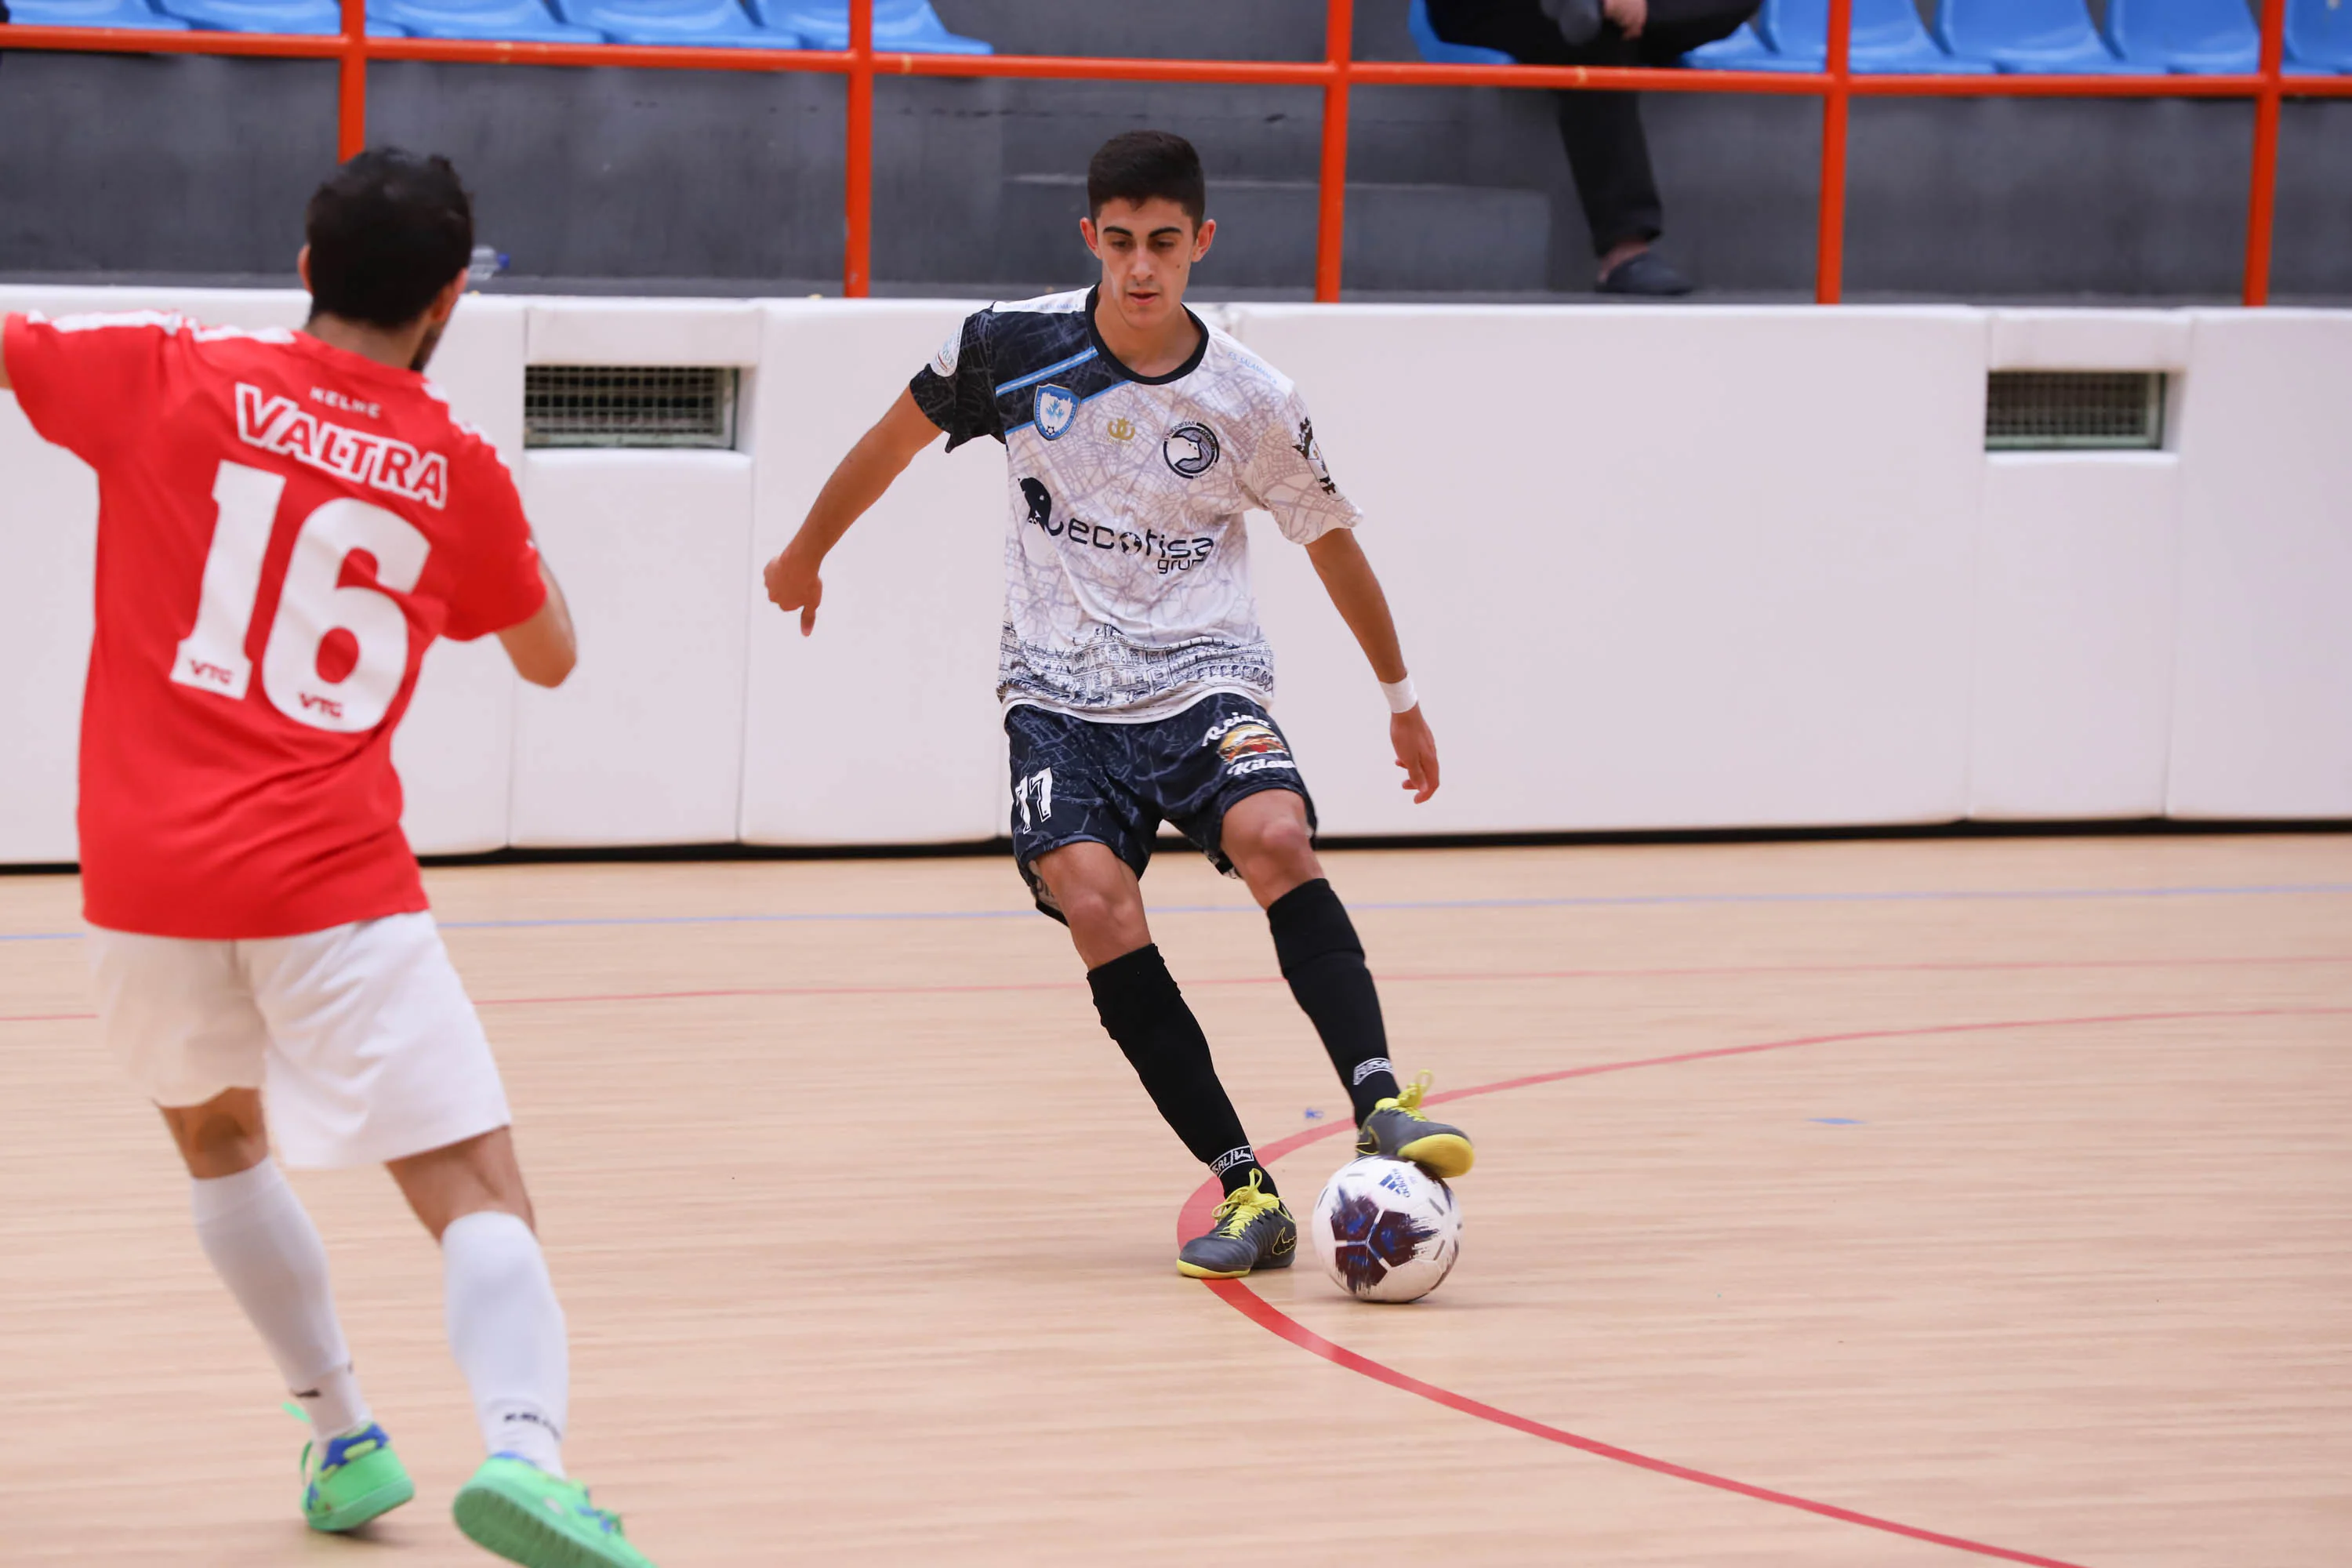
[{"xmin": 3, "ymin": 310, "xmax": 546, "ymax": 939}]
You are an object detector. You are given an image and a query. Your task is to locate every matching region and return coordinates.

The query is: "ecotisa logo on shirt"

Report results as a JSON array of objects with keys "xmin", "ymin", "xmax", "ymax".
[{"xmin": 234, "ymin": 383, "xmax": 449, "ymax": 510}]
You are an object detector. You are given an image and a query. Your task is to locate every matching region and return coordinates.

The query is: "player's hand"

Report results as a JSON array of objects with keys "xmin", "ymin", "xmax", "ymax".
[
  {"xmin": 1392, "ymin": 706, "xmax": 1440, "ymax": 804},
  {"xmin": 1604, "ymin": 0, "xmax": 1646, "ymax": 34},
  {"xmin": 763, "ymin": 543, "xmax": 824, "ymax": 637}
]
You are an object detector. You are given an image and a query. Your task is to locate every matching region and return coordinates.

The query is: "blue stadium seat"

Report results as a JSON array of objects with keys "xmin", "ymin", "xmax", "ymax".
[
  {"xmin": 2101, "ymin": 0, "xmax": 2258, "ymax": 71},
  {"xmin": 2285, "ymin": 0, "xmax": 2352, "ymax": 70},
  {"xmin": 548, "ymin": 0, "xmax": 797, "ymax": 45},
  {"xmin": 373, "ymin": 0, "xmax": 599, "ymax": 38},
  {"xmin": 1932, "ymin": 0, "xmax": 2137, "ymax": 71},
  {"xmin": 757, "ymin": 0, "xmax": 989, "ymax": 53},
  {"xmin": 158, "ymin": 0, "xmax": 401, "ymax": 30},
  {"xmin": 1766, "ymin": 0, "xmax": 1997, "ymax": 71},
  {"xmin": 1406, "ymin": 0, "xmax": 1515, "ymax": 64},
  {"xmin": 1684, "ymin": 19, "xmax": 1818, "ymax": 68},
  {"xmin": 5, "ymin": 0, "xmax": 191, "ymax": 26}
]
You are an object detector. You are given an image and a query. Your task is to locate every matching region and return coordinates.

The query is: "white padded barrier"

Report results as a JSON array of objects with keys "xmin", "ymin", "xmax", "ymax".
[
  {"xmin": 524, "ymin": 298, "xmax": 766, "ymax": 368},
  {"xmin": 510, "ymin": 448, "xmax": 755, "ymax": 847},
  {"xmin": 503, "ymin": 299, "xmax": 766, "ymax": 847},
  {"xmin": 738, "ymin": 300, "xmax": 1008, "ymax": 846},
  {"xmin": 1222, "ymin": 304, "xmax": 1989, "ymax": 834},
  {"xmin": 2167, "ymin": 310, "xmax": 2352, "ymax": 818},
  {"xmin": 1987, "ymin": 309, "xmax": 2192, "ymax": 372},
  {"xmin": 0, "ymin": 289, "xmax": 309, "ymax": 863},
  {"xmin": 392, "ymin": 293, "xmax": 529, "ymax": 855},
  {"xmin": 1969, "ymin": 453, "xmax": 2180, "ymax": 818},
  {"xmin": 8, "ymin": 291, "xmax": 2351, "ymax": 866},
  {"xmin": 0, "ymin": 286, "xmax": 525, "ymax": 859},
  {"xmin": 1966, "ymin": 307, "xmax": 2190, "ymax": 820}
]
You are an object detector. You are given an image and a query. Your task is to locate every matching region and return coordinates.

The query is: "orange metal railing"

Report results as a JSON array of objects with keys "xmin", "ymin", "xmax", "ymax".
[{"xmin": 2, "ymin": 0, "xmax": 2343, "ymax": 305}]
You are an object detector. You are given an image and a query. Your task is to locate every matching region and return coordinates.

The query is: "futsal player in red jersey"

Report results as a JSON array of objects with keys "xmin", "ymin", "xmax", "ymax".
[{"xmin": 2, "ymin": 151, "xmax": 657, "ymax": 1568}]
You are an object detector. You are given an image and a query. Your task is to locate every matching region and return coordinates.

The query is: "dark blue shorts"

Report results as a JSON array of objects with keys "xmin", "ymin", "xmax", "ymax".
[{"xmin": 1006, "ymin": 692, "xmax": 1317, "ymax": 920}]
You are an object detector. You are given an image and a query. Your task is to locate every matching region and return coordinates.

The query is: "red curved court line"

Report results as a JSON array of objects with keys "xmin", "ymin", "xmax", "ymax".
[{"xmin": 1184, "ymin": 1004, "xmax": 2352, "ymax": 1568}]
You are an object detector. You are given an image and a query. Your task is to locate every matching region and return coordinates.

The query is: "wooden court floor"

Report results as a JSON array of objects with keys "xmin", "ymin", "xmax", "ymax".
[{"xmin": 2, "ymin": 835, "xmax": 2347, "ymax": 1566}]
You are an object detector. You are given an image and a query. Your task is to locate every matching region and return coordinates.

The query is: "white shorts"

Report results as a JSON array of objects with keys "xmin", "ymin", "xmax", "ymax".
[{"xmin": 88, "ymin": 911, "xmax": 511, "ymax": 1170}]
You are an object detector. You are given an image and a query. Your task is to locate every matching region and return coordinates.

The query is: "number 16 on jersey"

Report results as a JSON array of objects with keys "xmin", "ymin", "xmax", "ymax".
[{"xmin": 173, "ymin": 459, "xmax": 430, "ymax": 735}]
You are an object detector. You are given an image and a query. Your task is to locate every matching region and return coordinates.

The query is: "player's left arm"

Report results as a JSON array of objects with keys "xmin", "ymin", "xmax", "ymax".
[
  {"xmin": 498, "ymin": 555, "xmax": 576, "ymax": 688},
  {"xmin": 1304, "ymin": 528, "xmax": 1440, "ymax": 804}
]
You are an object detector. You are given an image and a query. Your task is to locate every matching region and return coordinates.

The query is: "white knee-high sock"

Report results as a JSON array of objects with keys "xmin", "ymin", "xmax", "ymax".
[
  {"xmin": 441, "ymin": 1210, "xmax": 569, "ymax": 1476},
  {"xmin": 191, "ymin": 1158, "xmax": 372, "ymax": 1439}
]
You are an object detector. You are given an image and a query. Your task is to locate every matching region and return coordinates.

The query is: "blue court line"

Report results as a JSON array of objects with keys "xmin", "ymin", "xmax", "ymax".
[{"xmin": 5, "ymin": 880, "xmax": 2347, "ymax": 942}]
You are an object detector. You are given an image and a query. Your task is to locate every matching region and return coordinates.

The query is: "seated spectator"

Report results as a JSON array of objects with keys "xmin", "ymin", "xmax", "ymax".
[{"xmin": 1428, "ymin": 0, "xmax": 1758, "ymax": 296}]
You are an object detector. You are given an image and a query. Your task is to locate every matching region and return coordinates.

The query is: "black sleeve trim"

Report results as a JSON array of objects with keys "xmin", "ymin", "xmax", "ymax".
[{"xmin": 909, "ymin": 310, "xmax": 1002, "ymax": 452}]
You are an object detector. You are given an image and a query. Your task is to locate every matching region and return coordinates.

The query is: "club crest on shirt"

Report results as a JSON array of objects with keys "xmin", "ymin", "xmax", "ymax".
[
  {"xmin": 1163, "ymin": 422, "xmax": 1221, "ymax": 478},
  {"xmin": 1034, "ymin": 383, "xmax": 1078, "ymax": 441}
]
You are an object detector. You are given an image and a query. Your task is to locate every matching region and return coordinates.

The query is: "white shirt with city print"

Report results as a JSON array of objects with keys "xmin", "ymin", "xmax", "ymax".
[{"xmin": 909, "ymin": 287, "xmax": 1362, "ymax": 723}]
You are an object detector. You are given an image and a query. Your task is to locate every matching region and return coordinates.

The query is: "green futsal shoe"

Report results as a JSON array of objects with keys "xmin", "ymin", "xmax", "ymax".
[
  {"xmin": 1178, "ymin": 1169, "xmax": 1298, "ymax": 1279},
  {"xmin": 1357, "ymin": 1072, "xmax": 1475, "ymax": 1179},
  {"xmin": 299, "ymin": 1423, "xmax": 416, "ymax": 1533},
  {"xmin": 453, "ymin": 1454, "xmax": 658, "ymax": 1568}
]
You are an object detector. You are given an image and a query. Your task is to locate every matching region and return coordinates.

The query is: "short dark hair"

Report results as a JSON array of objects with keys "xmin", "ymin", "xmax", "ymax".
[
  {"xmin": 1087, "ymin": 130, "xmax": 1206, "ymax": 227},
  {"xmin": 304, "ymin": 148, "xmax": 474, "ymax": 330}
]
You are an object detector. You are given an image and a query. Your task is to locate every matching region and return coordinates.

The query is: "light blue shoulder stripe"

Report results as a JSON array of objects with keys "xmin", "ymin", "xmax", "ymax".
[{"xmin": 997, "ymin": 347, "xmax": 1098, "ymax": 396}]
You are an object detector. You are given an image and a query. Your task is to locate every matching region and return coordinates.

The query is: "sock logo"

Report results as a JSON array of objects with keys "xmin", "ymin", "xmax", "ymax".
[
  {"xmin": 1209, "ymin": 1145, "xmax": 1258, "ymax": 1176},
  {"xmin": 1352, "ymin": 1057, "xmax": 1394, "ymax": 1087}
]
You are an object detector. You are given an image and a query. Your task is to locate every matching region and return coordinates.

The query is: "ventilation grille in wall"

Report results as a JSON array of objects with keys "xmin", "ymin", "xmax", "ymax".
[
  {"xmin": 1985, "ymin": 371, "xmax": 2165, "ymax": 451},
  {"xmin": 524, "ymin": 366, "xmax": 739, "ymax": 449}
]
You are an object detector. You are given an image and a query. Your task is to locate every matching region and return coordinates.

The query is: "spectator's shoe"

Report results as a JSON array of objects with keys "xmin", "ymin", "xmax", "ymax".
[
  {"xmin": 299, "ymin": 1423, "xmax": 416, "ymax": 1534},
  {"xmin": 1178, "ymin": 1170, "xmax": 1298, "ymax": 1279},
  {"xmin": 1541, "ymin": 0, "xmax": 1606, "ymax": 45},
  {"xmin": 453, "ymin": 1455, "xmax": 657, "ymax": 1568},
  {"xmin": 1598, "ymin": 250, "xmax": 1696, "ymax": 296},
  {"xmin": 1357, "ymin": 1072, "xmax": 1476, "ymax": 1179}
]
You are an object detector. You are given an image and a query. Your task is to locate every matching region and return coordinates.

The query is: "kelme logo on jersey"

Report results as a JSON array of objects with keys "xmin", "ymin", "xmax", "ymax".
[
  {"xmin": 1163, "ymin": 423, "xmax": 1221, "ymax": 479},
  {"xmin": 1034, "ymin": 383, "xmax": 1079, "ymax": 441},
  {"xmin": 1020, "ymin": 476, "xmax": 1217, "ymax": 575}
]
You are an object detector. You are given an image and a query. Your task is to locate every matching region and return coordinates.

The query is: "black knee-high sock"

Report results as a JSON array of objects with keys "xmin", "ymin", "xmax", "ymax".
[
  {"xmin": 1268, "ymin": 879, "xmax": 1400, "ymax": 1124},
  {"xmin": 1088, "ymin": 945, "xmax": 1272, "ymax": 1196}
]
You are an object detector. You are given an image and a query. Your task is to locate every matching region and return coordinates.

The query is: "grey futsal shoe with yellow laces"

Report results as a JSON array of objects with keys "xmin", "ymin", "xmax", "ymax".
[
  {"xmin": 1356, "ymin": 1072, "xmax": 1475, "ymax": 1179},
  {"xmin": 1177, "ymin": 1171, "xmax": 1298, "ymax": 1279}
]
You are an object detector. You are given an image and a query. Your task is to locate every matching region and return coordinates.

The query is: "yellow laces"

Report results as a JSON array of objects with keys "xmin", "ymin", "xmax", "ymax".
[
  {"xmin": 1388, "ymin": 1071, "xmax": 1436, "ymax": 1120},
  {"xmin": 1212, "ymin": 1169, "xmax": 1279, "ymax": 1236}
]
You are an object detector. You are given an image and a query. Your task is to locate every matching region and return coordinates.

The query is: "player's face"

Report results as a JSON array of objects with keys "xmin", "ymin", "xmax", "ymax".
[{"xmin": 1083, "ymin": 198, "xmax": 1215, "ymax": 332}]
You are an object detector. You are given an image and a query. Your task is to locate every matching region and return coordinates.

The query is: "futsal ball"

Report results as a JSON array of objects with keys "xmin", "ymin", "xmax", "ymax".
[{"xmin": 1310, "ymin": 1156, "xmax": 1462, "ymax": 1303}]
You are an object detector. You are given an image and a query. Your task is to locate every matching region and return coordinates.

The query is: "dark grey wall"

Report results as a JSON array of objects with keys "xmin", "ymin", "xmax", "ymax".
[{"xmin": 2, "ymin": 1, "xmax": 2345, "ymax": 299}]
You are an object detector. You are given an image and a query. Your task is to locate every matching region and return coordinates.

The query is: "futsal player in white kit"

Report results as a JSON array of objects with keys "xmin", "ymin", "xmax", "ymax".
[
  {"xmin": 1, "ymin": 150, "xmax": 657, "ymax": 1567},
  {"xmin": 764, "ymin": 130, "xmax": 1475, "ymax": 1278}
]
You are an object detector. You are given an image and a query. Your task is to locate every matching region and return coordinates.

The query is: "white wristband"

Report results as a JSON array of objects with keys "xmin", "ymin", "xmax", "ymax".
[{"xmin": 1380, "ymin": 676, "xmax": 1419, "ymax": 715}]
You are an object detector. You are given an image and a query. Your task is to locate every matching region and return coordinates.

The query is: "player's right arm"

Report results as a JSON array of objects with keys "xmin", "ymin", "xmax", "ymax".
[{"xmin": 762, "ymin": 387, "xmax": 944, "ymax": 637}]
